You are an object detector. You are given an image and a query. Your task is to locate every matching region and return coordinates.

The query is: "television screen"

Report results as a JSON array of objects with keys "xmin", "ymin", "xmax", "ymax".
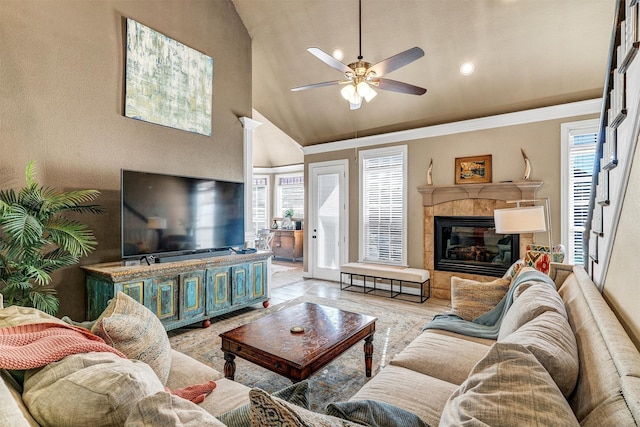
[{"xmin": 121, "ymin": 170, "xmax": 244, "ymax": 261}]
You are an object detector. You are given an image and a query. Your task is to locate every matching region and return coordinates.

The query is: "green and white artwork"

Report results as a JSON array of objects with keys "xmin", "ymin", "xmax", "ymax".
[{"xmin": 124, "ymin": 19, "xmax": 213, "ymax": 136}]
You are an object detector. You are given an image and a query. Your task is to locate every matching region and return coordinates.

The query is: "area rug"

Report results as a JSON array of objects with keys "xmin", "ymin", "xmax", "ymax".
[{"xmin": 168, "ymin": 295, "xmax": 435, "ymax": 412}]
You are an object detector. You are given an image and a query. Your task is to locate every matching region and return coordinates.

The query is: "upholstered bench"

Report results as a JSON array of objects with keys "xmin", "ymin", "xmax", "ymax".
[{"xmin": 340, "ymin": 262, "xmax": 430, "ymax": 303}]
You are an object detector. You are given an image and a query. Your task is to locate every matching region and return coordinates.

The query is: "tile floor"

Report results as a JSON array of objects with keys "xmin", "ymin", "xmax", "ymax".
[{"xmin": 268, "ymin": 260, "xmax": 451, "ymax": 317}]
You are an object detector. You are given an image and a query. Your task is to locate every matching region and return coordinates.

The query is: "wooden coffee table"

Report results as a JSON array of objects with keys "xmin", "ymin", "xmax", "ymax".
[{"xmin": 219, "ymin": 302, "xmax": 377, "ymax": 382}]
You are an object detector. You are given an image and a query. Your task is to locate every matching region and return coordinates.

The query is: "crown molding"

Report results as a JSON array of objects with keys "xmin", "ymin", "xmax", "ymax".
[
  {"xmin": 253, "ymin": 164, "xmax": 304, "ymax": 175},
  {"xmin": 302, "ymin": 98, "xmax": 602, "ymax": 156}
]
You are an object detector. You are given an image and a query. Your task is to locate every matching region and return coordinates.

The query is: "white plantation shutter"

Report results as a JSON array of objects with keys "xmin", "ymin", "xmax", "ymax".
[
  {"xmin": 276, "ymin": 174, "xmax": 304, "ymax": 218},
  {"xmin": 360, "ymin": 146, "xmax": 407, "ymax": 265},
  {"xmin": 252, "ymin": 176, "xmax": 268, "ymax": 234},
  {"xmin": 567, "ymin": 130, "xmax": 597, "ymax": 264}
]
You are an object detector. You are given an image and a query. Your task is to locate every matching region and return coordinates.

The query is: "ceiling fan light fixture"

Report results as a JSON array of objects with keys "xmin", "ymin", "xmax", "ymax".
[
  {"xmin": 364, "ymin": 87, "xmax": 377, "ymax": 102},
  {"xmin": 341, "ymin": 84, "xmax": 356, "ymax": 100},
  {"xmin": 356, "ymin": 81, "xmax": 371, "ymax": 97}
]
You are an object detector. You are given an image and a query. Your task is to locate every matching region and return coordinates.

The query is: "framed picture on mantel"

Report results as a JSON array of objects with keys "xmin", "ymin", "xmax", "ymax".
[{"xmin": 455, "ymin": 155, "xmax": 492, "ymax": 184}]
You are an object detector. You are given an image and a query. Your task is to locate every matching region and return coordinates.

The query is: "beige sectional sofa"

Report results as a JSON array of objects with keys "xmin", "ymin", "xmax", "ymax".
[
  {"xmin": 351, "ymin": 264, "xmax": 640, "ymax": 426},
  {"xmin": 2, "ymin": 263, "xmax": 640, "ymax": 426}
]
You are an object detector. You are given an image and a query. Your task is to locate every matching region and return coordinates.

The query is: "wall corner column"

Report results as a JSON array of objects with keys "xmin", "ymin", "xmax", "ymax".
[{"xmin": 239, "ymin": 116, "xmax": 262, "ymax": 247}]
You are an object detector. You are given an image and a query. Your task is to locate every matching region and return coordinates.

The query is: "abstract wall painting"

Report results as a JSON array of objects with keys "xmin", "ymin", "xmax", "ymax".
[{"xmin": 124, "ymin": 18, "xmax": 213, "ymax": 136}]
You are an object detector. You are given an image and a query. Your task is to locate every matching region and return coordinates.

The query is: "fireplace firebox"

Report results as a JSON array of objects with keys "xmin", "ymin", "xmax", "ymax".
[{"xmin": 434, "ymin": 216, "xmax": 519, "ymax": 277}]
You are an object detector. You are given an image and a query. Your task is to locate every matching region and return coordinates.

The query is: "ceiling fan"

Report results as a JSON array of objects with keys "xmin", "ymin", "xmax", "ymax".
[{"xmin": 291, "ymin": 0, "xmax": 427, "ymax": 110}]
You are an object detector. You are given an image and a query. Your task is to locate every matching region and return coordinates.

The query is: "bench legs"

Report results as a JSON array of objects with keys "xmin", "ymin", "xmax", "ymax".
[{"xmin": 340, "ymin": 272, "xmax": 430, "ymax": 303}]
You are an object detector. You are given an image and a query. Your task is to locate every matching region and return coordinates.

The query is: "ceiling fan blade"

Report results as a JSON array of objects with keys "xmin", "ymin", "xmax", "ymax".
[
  {"xmin": 291, "ymin": 80, "xmax": 344, "ymax": 92},
  {"xmin": 307, "ymin": 47, "xmax": 352, "ymax": 74},
  {"xmin": 376, "ymin": 78, "xmax": 427, "ymax": 95},
  {"xmin": 368, "ymin": 47, "xmax": 424, "ymax": 77}
]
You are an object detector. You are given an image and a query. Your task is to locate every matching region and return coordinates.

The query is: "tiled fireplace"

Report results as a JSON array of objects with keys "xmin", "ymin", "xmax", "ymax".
[
  {"xmin": 417, "ymin": 181, "xmax": 542, "ymax": 300},
  {"xmin": 434, "ymin": 215, "xmax": 520, "ymax": 277}
]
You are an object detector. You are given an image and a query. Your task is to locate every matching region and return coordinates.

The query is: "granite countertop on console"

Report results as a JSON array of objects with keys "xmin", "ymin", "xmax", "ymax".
[{"xmin": 81, "ymin": 251, "xmax": 272, "ymax": 282}]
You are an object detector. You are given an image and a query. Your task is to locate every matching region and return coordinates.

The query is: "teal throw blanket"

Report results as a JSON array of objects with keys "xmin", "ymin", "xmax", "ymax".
[{"xmin": 423, "ymin": 270, "xmax": 556, "ymax": 339}]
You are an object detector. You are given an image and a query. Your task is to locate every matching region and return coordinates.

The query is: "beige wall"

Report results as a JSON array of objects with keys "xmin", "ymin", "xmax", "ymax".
[
  {"xmin": 1, "ymin": 0, "xmax": 251, "ymax": 319},
  {"xmin": 603, "ymin": 135, "xmax": 640, "ymax": 349},
  {"xmin": 306, "ymin": 113, "xmax": 598, "ymax": 269}
]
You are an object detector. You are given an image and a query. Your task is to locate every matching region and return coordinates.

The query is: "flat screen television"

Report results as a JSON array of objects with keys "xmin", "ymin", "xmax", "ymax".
[{"xmin": 121, "ymin": 169, "xmax": 245, "ymax": 262}]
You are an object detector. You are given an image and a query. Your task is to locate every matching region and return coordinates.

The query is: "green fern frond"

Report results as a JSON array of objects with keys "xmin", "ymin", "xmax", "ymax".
[
  {"xmin": 29, "ymin": 287, "xmax": 59, "ymax": 315},
  {"xmin": 44, "ymin": 218, "xmax": 96, "ymax": 256}
]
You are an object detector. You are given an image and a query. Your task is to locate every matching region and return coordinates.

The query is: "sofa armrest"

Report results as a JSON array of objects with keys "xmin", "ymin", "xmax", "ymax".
[{"xmin": 550, "ymin": 262, "xmax": 573, "ymax": 287}]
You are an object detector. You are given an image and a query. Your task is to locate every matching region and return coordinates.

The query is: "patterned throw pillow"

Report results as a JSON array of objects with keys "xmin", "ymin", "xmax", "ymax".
[
  {"xmin": 248, "ymin": 388, "xmax": 360, "ymax": 427},
  {"xmin": 503, "ymin": 259, "xmax": 525, "ymax": 279},
  {"xmin": 91, "ymin": 292, "xmax": 172, "ymax": 385},
  {"xmin": 526, "ymin": 244, "xmax": 566, "ymax": 263},
  {"xmin": 450, "ymin": 277, "xmax": 512, "ymax": 321},
  {"xmin": 218, "ymin": 381, "xmax": 309, "ymax": 427},
  {"xmin": 523, "ymin": 250, "xmax": 551, "ymax": 274}
]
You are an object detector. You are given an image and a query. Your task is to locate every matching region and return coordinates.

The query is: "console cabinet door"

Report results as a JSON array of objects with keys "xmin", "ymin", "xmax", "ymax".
[
  {"xmin": 231, "ymin": 264, "xmax": 251, "ymax": 305},
  {"xmin": 180, "ymin": 271, "xmax": 205, "ymax": 320},
  {"xmin": 148, "ymin": 275, "xmax": 179, "ymax": 323},
  {"xmin": 250, "ymin": 260, "xmax": 266, "ymax": 299},
  {"xmin": 206, "ymin": 267, "xmax": 231, "ymax": 315}
]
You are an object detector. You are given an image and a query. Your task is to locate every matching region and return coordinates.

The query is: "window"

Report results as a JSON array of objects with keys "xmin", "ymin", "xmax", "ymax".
[
  {"xmin": 561, "ymin": 120, "xmax": 598, "ymax": 265},
  {"xmin": 252, "ymin": 176, "xmax": 269, "ymax": 234},
  {"xmin": 359, "ymin": 146, "xmax": 407, "ymax": 266},
  {"xmin": 275, "ymin": 174, "xmax": 304, "ymax": 218}
]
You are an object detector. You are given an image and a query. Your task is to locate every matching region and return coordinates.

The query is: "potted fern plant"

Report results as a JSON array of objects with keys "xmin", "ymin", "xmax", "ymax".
[{"xmin": 0, "ymin": 161, "xmax": 103, "ymax": 315}]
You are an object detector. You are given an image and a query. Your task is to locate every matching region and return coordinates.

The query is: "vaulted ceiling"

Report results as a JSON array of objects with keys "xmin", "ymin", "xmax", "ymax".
[{"xmin": 231, "ymin": 0, "xmax": 614, "ymax": 147}]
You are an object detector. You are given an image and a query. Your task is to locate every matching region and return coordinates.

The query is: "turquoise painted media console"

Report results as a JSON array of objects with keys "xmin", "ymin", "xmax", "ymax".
[{"xmin": 82, "ymin": 252, "xmax": 271, "ymax": 331}]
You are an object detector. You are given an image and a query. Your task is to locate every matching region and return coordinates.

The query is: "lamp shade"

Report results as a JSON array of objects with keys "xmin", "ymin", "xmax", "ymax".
[
  {"xmin": 494, "ymin": 206, "xmax": 546, "ymax": 234},
  {"xmin": 147, "ymin": 216, "xmax": 167, "ymax": 230}
]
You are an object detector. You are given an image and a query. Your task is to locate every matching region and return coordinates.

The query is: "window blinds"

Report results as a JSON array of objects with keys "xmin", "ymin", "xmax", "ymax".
[
  {"xmin": 568, "ymin": 131, "xmax": 597, "ymax": 264},
  {"xmin": 361, "ymin": 150, "xmax": 405, "ymax": 264}
]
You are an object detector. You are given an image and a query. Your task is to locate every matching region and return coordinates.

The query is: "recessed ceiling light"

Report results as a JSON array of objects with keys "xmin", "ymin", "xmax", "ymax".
[
  {"xmin": 460, "ymin": 62, "xmax": 475, "ymax": 76},
  {"xmin": 332, "ymin": 49, "xmax": 344, "ymax": 61}
]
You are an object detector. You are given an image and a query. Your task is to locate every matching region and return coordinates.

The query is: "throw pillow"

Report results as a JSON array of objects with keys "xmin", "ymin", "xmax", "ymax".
[
  {"xmin": 502, "ymin": 259, "xmax": 524, "ymax": 279},
  {"xmin": 500, "ymin": 311, "xmax": 579, "ymax": 397},
  {"xmin": 218, "ymin": 380, "xmax": 309, "ymax": 427},
  {"xmin": 125, "ymin": 391, "xmax": 226, "ymax": 427},
  {"xmin": 326, "ymin": 400, "xmax": 429, "ymax": 427},
  {"xmin": 526, "ymin": 244, "xmax": 566, "ymax": 263},
  {"xmin": 523, "ymin": 250, "xmax": 551, "ymax": 274},
  {"xmin": 450, "ymin": 276, "xmax": 511, "ymax": 321},
  {"xmin": 91, "ymin": 292, "xmax": 172, "ymax": 384},
  {"xmin": 23, "ymin": 352, "xmax": 165, "ymax": 427},
  {"xmin": 248, "ymin": 388, "xmax": 360, "ymax": 427},
  {"xmin": 439, "ymin": 342, "xmax": 580, "ymax": 427},
  {"xmin": 497, "ymin": 282, "xmax": 567, "ymax": 340}
]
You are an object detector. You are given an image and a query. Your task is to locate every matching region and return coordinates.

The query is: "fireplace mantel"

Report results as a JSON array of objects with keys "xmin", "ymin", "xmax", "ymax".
[{"xmin": 417, "ymin": 181, "xmax": 543, "ymax": 206}]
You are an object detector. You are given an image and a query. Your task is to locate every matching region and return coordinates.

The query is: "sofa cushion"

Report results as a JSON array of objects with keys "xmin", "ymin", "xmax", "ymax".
[
  {"xmin": 450, "ymin": 276, "xmax": 511, "ymax": 321},
  {"xmin": 498, "ymin": 281, "xmax": 567, "ymax": 340},
  {"xmin": 22, "ymin": 352, "xmax": 165, "ymax": 427},
  {"xmin": 125, "ymin": 391, "xmax": 226, "ymax": 427},
  {"xmin": 218, "ymin": 380, "xmax": 309, "ymax": 427},
  {"xmin": 248, "ymin": 388, "xmax": 360, "ymax": 426},
  {"xmin": 439, "ymin": 342, "xmax": 579, "ymax": 427},
  {"xmin": 0, "ymin": 305, "xmax": 68, "ymax": 328},
  {"xmin": 500, "ymin": 311, "xmax": 579, "ymax": 396},
  {"xmin": 390, "ymin": 330, "xmax": 490, "ymax": 385},
  {"xmin": 350, "ymin": 364, "xmax": 456, "ymax": 427},
  {"xmin": 91, "ymin": 292, "xmax": 172, "ymax": 384},
  {"xmin": 0, "ymin": 371, "xmax": 32, "ymax": 427}
]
